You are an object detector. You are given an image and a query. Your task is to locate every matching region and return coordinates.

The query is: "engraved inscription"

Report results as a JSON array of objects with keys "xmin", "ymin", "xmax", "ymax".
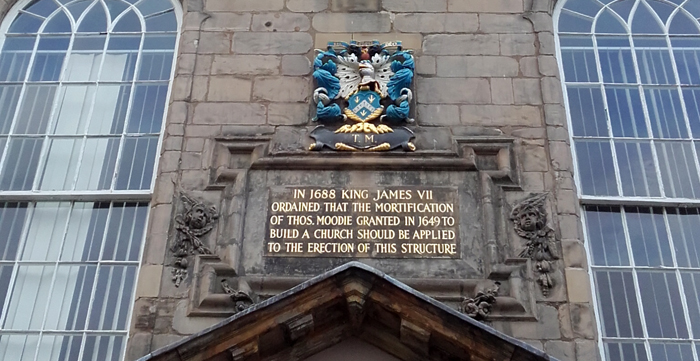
[{"xmin": 265, "ymin": 187, "xmax": 459, "ymax": 258}]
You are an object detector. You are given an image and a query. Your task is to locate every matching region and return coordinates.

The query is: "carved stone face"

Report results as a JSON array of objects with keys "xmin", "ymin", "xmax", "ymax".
[
  {"xmin": 518, "ymin": 211, "xmax": 540, "ymax": 232},
  {"xmin": 187, "ymin": 206, "xmax": 209, "ymax": 229}
]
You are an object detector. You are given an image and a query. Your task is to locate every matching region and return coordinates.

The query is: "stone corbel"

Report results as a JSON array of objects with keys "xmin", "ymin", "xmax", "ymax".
[
  {"xmin": 229, "ymin": 339, "xmax": 260, "ymax": 361},
  {"xmin": 400, "ymin": 319, "xmax": 430, "ymax": 355},
  {"xmin": 282, "ymin": 314, "xmax": 315, "ymax": 342},
  {"xmin": 341, "ymin": 277, "xmax": 373, "ymax": 329},
  {"xmin": 188, "ymin": 254, "xmax": 255, "ymax": 317}
]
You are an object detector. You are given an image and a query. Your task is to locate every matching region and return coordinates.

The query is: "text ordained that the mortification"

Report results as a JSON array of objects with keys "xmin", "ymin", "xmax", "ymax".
[{"xmin": 265, "ymin": 187, "xmax": 460, "ymax": 259}]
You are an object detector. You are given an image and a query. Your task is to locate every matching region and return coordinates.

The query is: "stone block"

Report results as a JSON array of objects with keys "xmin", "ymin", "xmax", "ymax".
[
  {"xmin": 268, "ymin": 103, "xmax": 310, "ymax": 125},
  {"xmin": 383, "ymin": 0, "xmax": 447, "ymax": 12},
  {"xmin": 416, "ymin": 78, "xmax": 491, "ymax": 104},
  {"xmin": 184, "ymin": 125, "xmax": 222, "ymax": 137},
  {"xmin": 253, "ymin": 77, "xmax": 312, "ymax": 102},
  {"xmin": 570, "ymin": 303, "xmax": 597, "ymax": 339},
  {"xmin": 519, "ymin": 56, "xmax": 539, "ymax": 77},
  {"xmin": 211, "ymin": 55, "xmax": 280, "ymax": 75},
  {"xmin": 545, "ymin": 341, "xmax": 576, "ymax": 361},
  {"xmin": 208, "ymin": 76, "xmax": 252, "ymax": 102},
  {"xmin": 510, "ymin": 127, "xmax": 546, "ymax": 139},
  {"xmin": 423, "ymin": 34, "xmax": 500, "ymax": 55},
  {"xmin": 490, "ymin": 78, "xmax": 513, "ymax": 105},
  {"xmin": 513, "ymin": 78, "xmax": 542, "ymax": 105},
  {"xmin": 195, "ymin": 54, "xmax": 213, "ymax": 75},
  {"xmin": 176, "ymin": 54, "xmax": 195, "ymax": 75},
  {"xmin": 436, "ymin": 56, "xmax": 519, "ymax": 77},
  {"xmin": 558, "ymin": 214, "xmax": 582, "ymax": 240},
  {"xmin": 547, "ymin": 125, "xmax": 570, "ymax": 142},
  {"xmin": 538, "ymin": 55, "xmax": 559, "ymax": 77},
  {"xmin": 542, "ymin": 76, "xmax": 564, "ymax": 104},
  {"xmin": 152, "ymin": 335, "xmax": 186, "ymax": 351},
  {"xmin": 520, "ymin": 171, "xmax": 545, "ymax": 191},
  {"xmin": 192, "ymin": 76, "xmax": 208, "ymax": 102},
  {"xmin": 394, "ymin": 13, "xmax": 478, "ymax": 33},
  {"xmin": 550, "ymin": 141, "xmax": 574, "ymax": 172},
  {"xmin": 205, "ymin": 0, "xmax": 284, "ymax": 11},
  {"xmin": 159, "ymin": 151, "xmax": 180, "ymax": 173},
  {"xmin": 233, "ymin": 32, "xmax": 312, "ymax": 54},
  {"xmin": 544, "ymin": 104, "xmax": 567, "ymax": 127},
  {"xmin": 185, "ymin": 138, "xmax": 206, "ymax": 152},
  {"xmin": 197, "ymin": 32, "xmax": 231, "ymax": 54},
  {"xmin": 521, "ymin": 141, "xmax": 549, "ymax": 172},
  {"xmin": 330, "ymin": 0, "xmax": 380, "ymax": 12},
  {"xmin": 162, "ymin": 136, "xmax": 183, "ymax": 151},
  {"xmin": 511, "ymin": 304, "xmax": 561, "ymax": 340},
  {"xmin": 539, "ymin": 32, "xmax": 556, "ymax": 55},
  {"xmin": 282, "ymin": 55, "xmax": 312, "ymax": 75},
  {"xmin": 529, "ymin": 12, "xmax": 554, "ymax": 32},
  {"xmin": 566, "ymin": 268, "xmax": 592, "ymax": 303},
  {"xmin": 312, "ymin": 13, "xmax": 391, "ymax": 33},
  {"xmin": 417, "ymin": 104, "xmax": 460, "ymax": 126},
  {"xmin": 576, "ymin": 340, "xmax": 599, "ymax": 361},
  {"xmin": 125, "ymin": 333, "xmax": 153, "ymax": 361},
  {"xmin": 562, "ymin": 239, "xmax": 587, "ymax": 269},
  {"xmin": 202, "ymin": 13, "xmax": 251, "ymax": 31},
  {"xmin": 448, "ymin": 0, "xmax": 523, "ymax": 13},
  {"xmin": 167, "ymin": 102, "xmax": 188, "ymax": 125},
  {"xmin": 172, "ymin": 300, "xmax": 222, "ymax": 335},
  {"xmin": 479, "ymin": 14, "xmax": 532, "ymax": 33},
  {"xmin": 460, "ymin": 105, "xmax": 542, "ymax": 127},
  {"xmin": 500, "ymin": 34, "xmax": 536, "ymax": 56},
  {"xmin": 170, "ymin": 75, "xmax": 191, "ymax": 101},
  {"xmin": 314, "ymin": 33, "xmax": 423, "ymax": 50},
  {"xmin": 194, "ymin": 103, "xmax": 267, "ymax": 125},
  {"xmin": 135, "ymin": 265, "xmax": 163, "ymax": 298},
  {"xmin": 287, "ymin": 0, "xmax": 328, "ymax": 12},
  {"xmin": 252, "ymin": 13, "xmax": 310, "ymax": 32},
  {"xmin": 416, "ymin": 56, "xmax": 436, "ymax": 75}
]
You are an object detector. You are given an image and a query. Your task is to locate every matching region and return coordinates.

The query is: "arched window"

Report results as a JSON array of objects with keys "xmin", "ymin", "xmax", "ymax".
[
  {"xmin": 556, "ymin": 0, "xmax": 700, "ymax": 360},
  {"xmin": 0, "ymin": 0, "xmax": 179, "ymax": 359}
]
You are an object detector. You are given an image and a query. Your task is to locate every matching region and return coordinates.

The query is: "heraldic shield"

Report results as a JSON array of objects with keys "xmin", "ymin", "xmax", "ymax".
[{"xmin": 308, "ymin": 40, "xmax": 416, "ymax": 152}]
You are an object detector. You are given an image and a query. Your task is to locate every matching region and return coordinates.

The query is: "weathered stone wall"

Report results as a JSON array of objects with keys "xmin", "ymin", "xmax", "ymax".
[{"xmin": 126, "ymin": 0, "xmax": 598, "ymax": 360}]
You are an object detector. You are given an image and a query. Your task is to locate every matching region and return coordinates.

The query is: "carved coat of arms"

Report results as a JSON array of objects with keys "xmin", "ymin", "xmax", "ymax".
[{"xmin": 309, "ymin": 41, "xmax": 416, "ymax": 152}]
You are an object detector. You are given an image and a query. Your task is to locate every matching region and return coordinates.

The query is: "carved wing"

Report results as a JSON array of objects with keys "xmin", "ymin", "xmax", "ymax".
[
  {"xmin": 371, "ymin": 52, "xmax": 394, "ymax": 98},
  {"xmin": 336, "ymin": 53, "xmax": 361, "ymax": 99}
]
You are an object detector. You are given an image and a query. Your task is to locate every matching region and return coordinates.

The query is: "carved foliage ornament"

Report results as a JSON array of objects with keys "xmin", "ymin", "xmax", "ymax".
[
  {"xmin": 460, "ymin": 282, "xmax": 500, "ymax": 321},
  {"xmin": 171, "ymin": 193, "xmax": 219, "ymax": 287},
  {"xmin": 510, "ymin": 193, "xmax": 559, "ymax": 296},
  {"xmin": 309, "ymin": 41, "xmax": 416, "ymax": 152}
]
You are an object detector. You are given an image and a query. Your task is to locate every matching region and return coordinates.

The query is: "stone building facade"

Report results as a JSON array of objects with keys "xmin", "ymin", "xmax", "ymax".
[{"xmin": 123, "ymin": 0, "xmax": 597, "ymax": 360}]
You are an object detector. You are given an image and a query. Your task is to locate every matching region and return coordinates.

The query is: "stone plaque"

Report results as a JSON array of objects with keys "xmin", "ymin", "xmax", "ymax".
[{"xmin": 264, "ymin": 187, "xmax": 459, "ymax": 258}]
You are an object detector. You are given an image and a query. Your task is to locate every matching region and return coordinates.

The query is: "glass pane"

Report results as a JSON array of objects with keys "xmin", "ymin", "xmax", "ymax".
[
  {"xmin": 43, "ymin": 10, "xmax": 71, "ymax": 33},
  {"xmin": 77, "ymin": 2, "xmax": 108, "ymax": 33},
  {"xmin": 563, "ymin": 0, "xmax": 602, "ymax": 17},
  {"xmin": 637, "ymin": 48, "xmax": 675, "ymax": 85},
  {"xmin": 102, "ymin": 202, "xmax": 147, "ymax": 261},
  {"xmin": 101, "ymin": 51, "xmax": 138, "ymax": 81},
  {"xmin": 645, "ymin": 88, "xmax": 688, "ymax": 139},
  {"xmin": 575, "ymin": 140, "xmax": 619, "ymax": 196},
  {"xmin": 136, "ymin": 0, "xmax": 173, "ymax": 17},
  {"xmin": 610, "ymin": 1, "xmax": 634, "ymax": 23},
  {"xmin": 36, "ymin": 334, "xmax": 83, "ymax": 361},
  {"xmin": 51, "ymin": 85, "xmax": 96, "ymax": 134},
  {"xmin": 559, "ymin": 10, "xmax": 593, "ymax": 33},
  {"xmin": 670, "ymin": 11, "xmax": 700, "ymax": 35},
  {"xmin": 87, "ymin": 265, "xmax": 137, "ymax": 330},
  {"xmin": 599, "ymin": 48, "xmax": 636, "ymax": 83},
  {"xmin": 681, "ymin": 272, "xmax": 700, "ymax": 337},
  {"xmin": 137, "ymin": 51, "xmax": 173, "ymax": 80},
  {"xmin": 43, "ymin": 265, "xmax": 97, "ymax": 330},
  {"xmin": 594, "ymin": 270, "xmax": 644, "ymax": 337},
  {"xmin": 683, "ymin": 88, "xmax": 700, "ymax": 137},
  {"xmin": 114, "ymin": 136, "xmax": 158, "ymax": 190},
  {"xmin": 62, "ymin": 202, "xmax": 110, "ymax": 262},
  {"xmin": 112, "ymin": 10, "xmax": 141, "ymax": 32},
  {"xmin": 607, "ymin": 87, "xmax": 647, "ymax": 137},
  {"xmin": 88, "ymin": 85, "xmax": 130, "ymax": 134},
  {"xmin": 669, "ymin": 208, "xmax": 700, "ymax": 267},
  {"xmin": 82, "ymin": 334, "xmax": 124, "ymax": 361},
  {"xmin": 63, "ymin": 52, "xmax": 102, "ymax": 82},
  {"xmin": 127, "ymin": 84, "xmax": 167, "ymax": 133},
  {"xmin": 13, "ymin": 84, "xmax": 57, "ymax": 134},
  {"xmin": 604, "ymin": 341, "xmax": 649, "ymax": 361},
  {"xmin": 39, "ymin": 137, "xmax": 83, "ymax": 190},
  {"xmin": 568, "ymin": 86, "xmax": 608, "ymax": 136},
  {"xmin": 0, "ymin": 85, "xmax": 21, "ymax": 134},
  {"xmin": 29, "ymin": 36, "xmax": 70, "ymax": 81},
  {"xmin": 625, "ymin": 207, "xmax": 673, "ymax": 266},
  {"xmin": 0, "ymin": 334, "xmax": 40, "ymax": 361},
  {"xmin": 585, "ymin": 206, "xmax": 629, "ymax": 266},
  {"xmin": 3, "ymin": 265, "xmax": 54, "ymax": 329},
  {"xmin": 145, "ymin": 10, "xmax": 176, "ymax": 31},
  {"xmin": 631, "ymin": 3, "xmax": 664, "ymax": 34},
  {"xmin": 0, "ymin": 38, "xmax": 33, "ymax": 81},
  {"xmin": 75, "ymin": 137, "xmax": 119, "ymax": 190},
  {"xmin": 674, "ymin": 49, "xmax": 700, "ymax": 84},
  {"xmin": 25, "ymin": 0, "xmax": 60, "ymax": 18},
  {"xmin": 105, "ymin": 0, "xmax": 129, "ymax": 22},
  {"xmin": 650, "ymin": 343, "xmax": 694, "ymax": 361},
  {"xmin": 67, "ymin": 0, "xmax": 91, "ymax": 21},
  {"xmin": 0, "ymin": 266, "xmax": 14, "ymax": 318},
  {"xmin": 656, "ymin": 141, "xmax": 700, "ymax": 198},
  {"xmin": 21, "ymin": 202, "xmax": 70, "ymax": 261},
  {"xmin": 615, "ymin": 141, "xmax": 660, "ymax": 197},
  {"xmin": 561, "ymin": 49, "xmax": 598, "ymax": 82},
  {"xmin": 0, "ymin": 137, "xmax": 44, "ymax": 191},
  {"xmin": 0, "ymin": 202, "xmax": 28, "ymax": 260},
  {"xmin": 638, "ymin": 271, "xmax": 688, "ymax": 339}
]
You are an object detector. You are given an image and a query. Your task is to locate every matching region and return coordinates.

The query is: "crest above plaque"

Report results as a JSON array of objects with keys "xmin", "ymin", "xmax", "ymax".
[{"xmin": 309, "ymin": 41, "xmax": 416, "ymax": 152}]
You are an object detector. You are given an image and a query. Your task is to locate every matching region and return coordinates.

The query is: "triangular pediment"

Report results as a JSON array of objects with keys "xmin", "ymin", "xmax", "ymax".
[{"xmin": 138, "ymin": 262, "xmax": 555, "ymax": 361}]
